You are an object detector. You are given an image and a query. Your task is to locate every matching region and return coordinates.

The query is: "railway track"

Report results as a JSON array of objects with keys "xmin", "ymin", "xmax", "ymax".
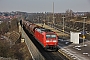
[{"xmin": 23, "ymin": 26, "xmax": 69, "ymax": 60}]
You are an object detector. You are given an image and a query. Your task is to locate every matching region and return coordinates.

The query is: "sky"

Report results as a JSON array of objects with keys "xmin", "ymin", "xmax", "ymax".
[{"xmin": 0, "ymin": 0, "xmax": 90, "ymax": 13}]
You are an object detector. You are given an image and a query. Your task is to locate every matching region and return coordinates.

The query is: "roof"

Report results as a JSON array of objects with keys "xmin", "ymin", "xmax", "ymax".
[{"xmin": 36, "ymin": 28, "xmax": 53, "ymax": 33}]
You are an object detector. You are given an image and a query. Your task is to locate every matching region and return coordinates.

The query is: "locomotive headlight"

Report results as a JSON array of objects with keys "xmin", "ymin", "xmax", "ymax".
[
  {"xmin": 46, "ymin": 40, "xmax": 49, "ymax": 42},
  {"xmin": 53, "ymin": 40, "xmax": 57, "ymax": 42}
]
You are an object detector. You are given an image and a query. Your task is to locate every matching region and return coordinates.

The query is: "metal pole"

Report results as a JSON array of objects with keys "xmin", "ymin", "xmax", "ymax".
[
  {"xmin": 38, "ymin": 16, "xmax": 39, "ymax": 23},
  {"xmin": 62, "ymin": 17, "xmax": 65, "ymax": 33},
  {"xmin": 48, "ymin": 16, "xmax": 49, "ymax": 25},
  {"xmin": 53, "ymin": 2, "xmax": 54, "ymax": 25},
  {"xmin": 62, "ymin": 16, "xmax": 65, "ymax": 39},
  {"xmin": 82, "ymin": 17, "xmax": 87, "ymax": 46}
]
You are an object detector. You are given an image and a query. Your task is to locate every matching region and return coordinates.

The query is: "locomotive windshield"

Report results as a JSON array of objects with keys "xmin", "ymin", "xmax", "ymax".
[{"xmin": 46, "ymin": 35, "xmax": 56, "ymax": 38}]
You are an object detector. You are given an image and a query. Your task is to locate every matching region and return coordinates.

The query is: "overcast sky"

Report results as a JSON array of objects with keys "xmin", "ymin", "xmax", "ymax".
[{"xmin": 0, "ymin": 0, "xmax": 90, "ymax": 13}]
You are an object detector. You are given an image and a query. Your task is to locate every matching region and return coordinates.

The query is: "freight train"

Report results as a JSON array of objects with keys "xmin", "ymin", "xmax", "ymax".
[{"xmin": 22, "ymin": 20, "xmax": 58, "ymax": 51}]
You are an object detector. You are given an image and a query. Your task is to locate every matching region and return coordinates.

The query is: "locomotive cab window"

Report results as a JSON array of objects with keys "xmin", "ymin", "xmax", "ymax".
[{"xmin": 46, "ymin": 35, "xmax": 56, "ymax": 38}]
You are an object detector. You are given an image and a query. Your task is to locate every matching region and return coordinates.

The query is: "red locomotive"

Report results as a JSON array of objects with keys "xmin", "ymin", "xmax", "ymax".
[{"xmin": 23, "ymin": 20, "xmax": 58, "ymax": 51}]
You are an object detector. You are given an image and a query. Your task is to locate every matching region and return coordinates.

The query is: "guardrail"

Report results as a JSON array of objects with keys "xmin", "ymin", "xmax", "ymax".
[{"xmin": 19, "ymin": 23, "xmax": 45, "ymax": 60}]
